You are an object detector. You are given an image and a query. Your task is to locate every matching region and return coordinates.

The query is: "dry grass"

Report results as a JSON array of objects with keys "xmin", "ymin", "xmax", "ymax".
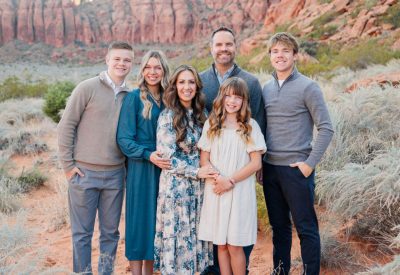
[{"xmin": 0, "ymin": 98, "xmax": 53, "ymax": 158}]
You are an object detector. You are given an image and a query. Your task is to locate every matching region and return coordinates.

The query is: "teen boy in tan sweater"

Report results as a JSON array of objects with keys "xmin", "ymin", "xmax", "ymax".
[{"xmin": 58, "ymin": 41, "xmax": 134, "ymax": 274}]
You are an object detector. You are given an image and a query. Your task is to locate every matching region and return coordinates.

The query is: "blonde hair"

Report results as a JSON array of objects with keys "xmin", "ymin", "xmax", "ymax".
[
  {"xmin": 208, "ymin": 77, "xmax": 253, "ymax": 144},
  {"xmin": 138, "ymin": 50, "xmax": 170, "ymax": 119},
  {"xmin": 268, "ymin": 32, "xmax": 299, "ymax": 54}
]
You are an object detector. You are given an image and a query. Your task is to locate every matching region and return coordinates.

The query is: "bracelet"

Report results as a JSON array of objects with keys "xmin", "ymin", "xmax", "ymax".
[{"xmin": 229, "ymin": 178, "xmax": 236, "ymax": 187}]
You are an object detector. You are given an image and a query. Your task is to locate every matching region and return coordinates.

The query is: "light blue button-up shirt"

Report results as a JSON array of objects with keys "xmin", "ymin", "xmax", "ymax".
[{"xmin": 214, "ymin": 65, "xmax": 235, "ymax": 85}]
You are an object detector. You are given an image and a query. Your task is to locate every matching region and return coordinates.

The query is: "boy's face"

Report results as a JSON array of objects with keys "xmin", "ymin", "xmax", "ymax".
[
  {"xmin": 269, "ymin": 42, "xmax": 297, "ymax": 78},
  {"xmin": 106, "ymin": 49, "xmax": 134, "ymax": 83}
]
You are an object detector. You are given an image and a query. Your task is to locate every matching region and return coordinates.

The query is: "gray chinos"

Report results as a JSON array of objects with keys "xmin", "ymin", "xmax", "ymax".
[{"xmin": 68, "ymin": 166, "xmax": 125, "ymax": 275}]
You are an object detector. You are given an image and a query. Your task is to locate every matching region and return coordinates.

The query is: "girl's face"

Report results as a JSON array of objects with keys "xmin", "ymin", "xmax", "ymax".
[
  {"xmin": 143, "ymin": 57, "xmax": 164, "ymax": 88},
  {"xmin": 176, "ymin": 70, "xmax": 197, "ymax": 109},
  {"xmin": 224, "ymin": 89, "xmax": 243, "ymax": 114}
]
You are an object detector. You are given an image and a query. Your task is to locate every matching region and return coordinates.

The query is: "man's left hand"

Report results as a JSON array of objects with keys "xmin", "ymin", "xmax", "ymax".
[{"xmin": 290, "ymin": 162, "xmax": 313, "ymax": 178}]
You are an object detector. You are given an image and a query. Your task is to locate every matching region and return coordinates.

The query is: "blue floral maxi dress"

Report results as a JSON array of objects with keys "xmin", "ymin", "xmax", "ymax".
[
  {"xmin": 154, "ymin": 109, "xmax": 213, "ymax": 274},
  {"xmin": 117, "ymin": 89, "xmax": 163, "ymax": 260}
]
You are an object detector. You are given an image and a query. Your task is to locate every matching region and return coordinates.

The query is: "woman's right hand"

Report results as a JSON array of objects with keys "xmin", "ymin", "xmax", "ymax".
[
  {"xmin": 150, "ymin": 151, "xmax": 171, "ymax": 169},
  {"xmin": 197, "ymin": 165, "xmax": 219, "ymax": 179}
]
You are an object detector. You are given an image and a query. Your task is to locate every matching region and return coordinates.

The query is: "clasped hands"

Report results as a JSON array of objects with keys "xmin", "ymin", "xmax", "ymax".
[{"xmin": 199, "ymin": 165, "xmax": 232, "ymax": 196}]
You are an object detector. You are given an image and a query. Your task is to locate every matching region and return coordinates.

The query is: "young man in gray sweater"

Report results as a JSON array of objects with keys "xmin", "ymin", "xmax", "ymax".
[
  {"xmin": 262, "ymin": 33, "xmax": 333, "ymax": 275},
  {"xmin": 200, "ymin": 26, "xmax": 265, "ymax": 275},
  {"xmin": 57, "ymin": 41, "xmax": 134, "ymax": 274}
]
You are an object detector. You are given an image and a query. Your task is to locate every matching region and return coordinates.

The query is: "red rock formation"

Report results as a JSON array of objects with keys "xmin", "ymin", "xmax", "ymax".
[
  {"xmin": 0, "ymin": 0, "xmax": 269, "ymax": 48},
  {"xmin": 0, "ymin": 0, "xmax": 17, "ymax": 44},
  {"xmin": 345, "ymin": 72, "xmax": 400, "ymax": 92}
]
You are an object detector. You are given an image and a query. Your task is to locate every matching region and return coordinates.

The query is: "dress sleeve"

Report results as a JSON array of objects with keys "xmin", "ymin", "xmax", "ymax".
[
  {"xmin": 246, "ymin": 119, "xmax": 267, "ymax": 154},
  {"xmin": 197, "ymin": 119, "xmax": 211, "ymax": 152},
  {"xmin": 117, "ymin": 92, "xmax": 152, "ymax": 160},
  {"xmin": 157, "ymin": 110, "xmax": 199, "ymax": 179}
]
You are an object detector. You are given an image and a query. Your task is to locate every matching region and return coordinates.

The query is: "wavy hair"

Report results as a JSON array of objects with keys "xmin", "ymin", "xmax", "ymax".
[
  {"xmin": 208, "ymin": 77, "xmax": 253, "ymax": 144},
  {"xmin": 138, "ymin": 50, "xmax": 170, "ymax": 119},
  {"xmin": 163, "ymin": 65, "xmax": 206, "ymax": 147}
]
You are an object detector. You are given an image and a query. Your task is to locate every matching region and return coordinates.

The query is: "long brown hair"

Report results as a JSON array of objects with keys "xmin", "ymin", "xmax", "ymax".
[
  {"xmin": 138, "ymin": 50, "xmax": 170, "ymax": 119},
  {"xmin": 208, "ymin": 77, "xmax": 253, "ymax": 143},
  {"xmin": 163, "ymin": 65, "xmax": 206, "ymax": 146}
]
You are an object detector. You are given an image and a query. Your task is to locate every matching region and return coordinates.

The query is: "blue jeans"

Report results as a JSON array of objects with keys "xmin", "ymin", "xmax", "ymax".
[
  {"xmin": 263, "ymin": 163, "xmax": 320, "ymax": 275},
  {"xmin": 68, "ymin": 166, "xmax": 125, "ymax": 275}
]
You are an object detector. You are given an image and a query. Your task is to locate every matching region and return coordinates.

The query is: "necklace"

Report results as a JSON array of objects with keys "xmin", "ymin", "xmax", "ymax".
[{"xmin": 148, "ymin": 91, "xmax": 161, "ymax": 105}]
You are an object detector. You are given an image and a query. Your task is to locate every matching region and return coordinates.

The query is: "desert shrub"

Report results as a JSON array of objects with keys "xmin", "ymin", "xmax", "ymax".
[
  {"xmin": 379, "ymin": 2, "xmax": 400, "ymax": 28},
  {"xmin": 0, "ymin": 76, "xmax": 48, "ymax": 102},
  {"xmin": 0, "ymin": 212, "xmax": 31, "ymax": 269},
  {"xmin": 45, "ymin": 178, "xmax": 69, "ymax": 231},
  {"xmin": 1, "ymin": 130, "xmax": 48, "ymax": 155},
  {"xmin": 317, "ymin": 148, "xmax": 400, "ymax": 244},
  {"xmin": 43, "ymin": 81, "xmax": 75, "ymax": 122},
  {"xmin": 330, "ymin": 59, "xmax": 400, "ymax": 91},
  {"xmin": 15, "ymin": 168, "xmax": 47, "ymax": 193},
  {"xmin": 309, "ymin": 25, "xmax": 338, "ymax": 40},
  {"xmin": 312, "ymin": 11, "xmax": 339, "ymax": 26},
  {"xmin": 188, "ymin": 55, "xmax": 214, "ymax": 74},
  {"xmin": 0, "ymin": 176, "xmax": 20, "ymax": 214},
  {"xmin": 356, "ymin": 255, "xmax": 400, "ymax": 275},
  {"xmin": 256, "ymin": 184, "xmax": 269, "ymax": 233},
  {"xmin": 319, "ymin": 85, "xmax": 400, "ymax": 171},
  {"xmin": 320, "ymin": 230, "xmax": 356, "ymax": 270},
  {"xmin": 336, "ymin": 40, "xmax": 400, "ymax": 70},
  {"xmin": 300, "ymin": 40, "xmax": 318, "ymax": 57},
  {"xmin": 0, "ymin": 98, "xmax": 50, "ymax": 157}
]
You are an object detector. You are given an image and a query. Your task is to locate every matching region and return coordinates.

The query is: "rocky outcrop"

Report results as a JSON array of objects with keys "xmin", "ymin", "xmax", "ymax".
[
  {"xmin": 0, "ymin": 0, "xmax": 270, "ymax": 47},
  {"xmin": 345, "ymin": 72, "xmax": 400, "ymax": 92}
]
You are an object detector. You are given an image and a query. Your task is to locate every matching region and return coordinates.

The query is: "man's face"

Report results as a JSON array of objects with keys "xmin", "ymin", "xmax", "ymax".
[
  {"xmin": 211, "ymin": 31, "xmax": 236, "ymax": 67},
  {"xmin": 106, "ymin": 49, "xmax": 134, "ymax": 83},
  {"xmin": 269, "ymin": 42, "xmax": 297, "ymax": 77}
]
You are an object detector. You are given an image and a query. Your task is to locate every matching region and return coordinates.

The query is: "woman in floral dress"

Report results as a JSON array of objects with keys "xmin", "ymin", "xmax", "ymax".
[{"xmin": 154, "ymin": 65, "xmax": 216, "ymax": 275}]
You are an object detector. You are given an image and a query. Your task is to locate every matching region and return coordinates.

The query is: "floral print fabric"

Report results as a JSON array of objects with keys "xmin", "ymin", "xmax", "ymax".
[{"xmin": 154, "ymin": 109, "xmax": 213, "ymax": 275}]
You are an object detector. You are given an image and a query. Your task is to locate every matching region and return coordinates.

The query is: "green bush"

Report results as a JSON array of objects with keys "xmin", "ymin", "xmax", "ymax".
[
  {"xmin": 380, "ymin": 3, "xmax": 400, "ymax": 28},
  {"xmin": 16, "ymin": 169, "xmax": 47, "ymax": 193},
  {"xmin": 0, "ymin": 77, "xmax": 49, "ymax": 102},
  {"xmin": 43, "ymin": 81, "xmax": 75, "ymax": 122}
]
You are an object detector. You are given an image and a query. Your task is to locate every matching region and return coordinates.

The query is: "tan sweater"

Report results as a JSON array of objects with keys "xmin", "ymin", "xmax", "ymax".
[{"xmin": 57, "ymin": 71, "xmax": 129, "ymax": 172}]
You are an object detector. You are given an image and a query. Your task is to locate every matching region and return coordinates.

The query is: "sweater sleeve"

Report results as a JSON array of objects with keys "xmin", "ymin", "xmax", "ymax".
[
  {"xmin": 304, "ymin": 82, "xmax": 334, "ymax": 168},
  {"xmin": 117, "ymin": 93, "xmax": 153, "ymax": 160},
  {"xmin": 57, "ymin": 82, "xmax": 90, "ymax": 172},
  {"xmin": 253, "ymin": 81, "xmax": 266, "ymax": 137},
  {"xmin": 156, "ymin": 110, "xmax": 199, "ymax": 179}
]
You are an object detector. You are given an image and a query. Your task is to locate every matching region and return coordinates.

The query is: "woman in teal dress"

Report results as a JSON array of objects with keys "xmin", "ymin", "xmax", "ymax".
[
  {"xmin": 117, "ymin": 50, "xmax": 170, "ymax": 275},
  {"xmin": 154, "ymin": 65, "xmax": 217, "ymax": 275}
]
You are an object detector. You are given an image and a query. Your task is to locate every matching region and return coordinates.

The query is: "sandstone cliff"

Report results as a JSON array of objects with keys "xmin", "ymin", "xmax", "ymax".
[{"xmin": 0, "ymin": 0, "xmax": 270, "ymax": 47}]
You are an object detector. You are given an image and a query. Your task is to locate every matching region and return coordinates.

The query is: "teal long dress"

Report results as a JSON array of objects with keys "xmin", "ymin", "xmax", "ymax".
[{"xmin": 117, "ymin": 88, "xmax": 164, "ymax": 260}]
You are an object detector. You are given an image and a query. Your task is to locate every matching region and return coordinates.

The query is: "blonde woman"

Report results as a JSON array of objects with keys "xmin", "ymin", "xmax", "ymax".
[{"xmin": 117, "ymin": 50, "xmax": 170, "ymax": 275}]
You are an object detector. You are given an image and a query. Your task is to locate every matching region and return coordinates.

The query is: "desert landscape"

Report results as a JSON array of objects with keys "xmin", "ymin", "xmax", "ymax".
[{"xmin": 1, "ymin": 0, "xmax": 400, "ymax": 274}]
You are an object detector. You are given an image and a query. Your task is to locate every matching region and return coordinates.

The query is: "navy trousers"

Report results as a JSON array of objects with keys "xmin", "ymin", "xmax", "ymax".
[{"xmin": 263, "ymin": 163, "xmax": 320, "ymax": 275}]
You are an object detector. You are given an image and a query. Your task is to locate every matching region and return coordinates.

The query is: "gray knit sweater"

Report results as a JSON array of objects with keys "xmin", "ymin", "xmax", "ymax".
[
  {"xmin": 262, "ymin": 68, "xmax": 334, "ymax": 168},
  {"xmin": 200, "ymin": 64, "xmax": 266, "ymax": 135}
]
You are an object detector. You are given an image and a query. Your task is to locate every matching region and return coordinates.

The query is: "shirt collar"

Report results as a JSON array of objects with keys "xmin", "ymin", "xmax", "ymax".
[
  {"xmin": 214, "ymin": 64, "xmax": 235, "ymax": 85},
  {"xmin": 104, "ymin": 71, "xmax": 128, "ymax": 95}
]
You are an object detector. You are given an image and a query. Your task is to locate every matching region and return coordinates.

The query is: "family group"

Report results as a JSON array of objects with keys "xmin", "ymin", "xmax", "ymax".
[{"xmin": 57, "ymin": 27, "xmax": 334, "ymax": 275}]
